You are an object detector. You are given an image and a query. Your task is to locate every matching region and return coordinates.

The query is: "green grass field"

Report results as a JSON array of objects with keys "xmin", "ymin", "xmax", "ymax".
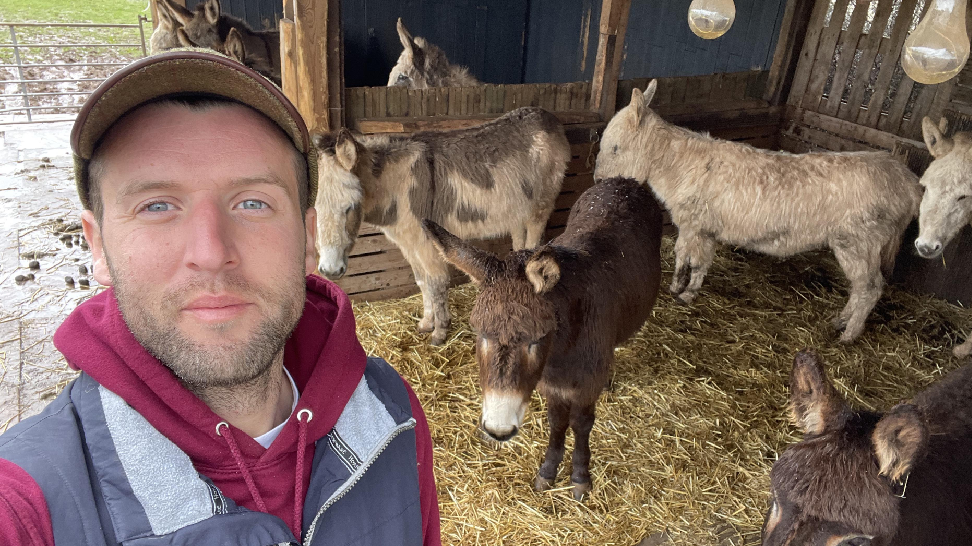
[
  {"xmin": 0, "ymin": 0, "xmax": 150, "ymax": 63},
  {"xmin": 0, "ymin": 0, "xmax": 148, "ymax": 24}
]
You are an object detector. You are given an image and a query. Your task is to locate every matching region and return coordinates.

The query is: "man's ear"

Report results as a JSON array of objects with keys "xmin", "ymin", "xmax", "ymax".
[
  {"xmin": 923, "ymin": 116, "xmax": 954, "ymax": 157},
  {"xmin": 335, "ymin": 128, "xmax": 359, "ymax": 171},
  {"xmin": 872, "ymin": 403, "xmax": 928, "ymax": 482},
  {"xmin": 422, "ymin": 220, "xmax": 499, "ymax": 284},
  {"xmin": 789, "ymin": 350, "xmax": 850, "ymax": 435},
  {"xmin": 303, "ymin": 207, "xmax": 319, "ymax": 276},
  {"xmin": 525, "ymin": 247, "xmax": 560, "ymax": 294},
  {"xmin": 82, "ymin": 210, "xmax": 113, "ymax": 287}
]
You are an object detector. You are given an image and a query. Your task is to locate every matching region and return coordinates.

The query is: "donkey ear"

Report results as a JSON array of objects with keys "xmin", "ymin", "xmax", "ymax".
[
  {"xmin": 923, "ymin": 116, "xmax": 954, "ymax": 157},
  {"xmin": 224, "ymin": 27, "xmax": 245, "ymax": 62},
  {"xmin": 335, "ymin": 129, "xmax": 359, "ymax": 171},
  {"xmin": 164, "ymin": 0, "xmax": 194, "ymax": 26},
  {"xmin": 176, "ymin": 27, "xmax": 195, "ymax": 48},
  {"xmin": 397, "ymin": 18, "xmax": 415, "ymax": 53},
  {"xmin": 873, "ymin": 403, "xmax": 928, "ymax": 482},
  {"xmin": 643, "ymin": 79, "xmax": 658, "ymax": 106},
  {"xmin": 629, "ymin": 88, "xmax": 645, "ymax": 124},
  {"xmin": 789, "ymin": 350, "xmax": 850, "ymax": 435},
  {"xmin": 525, "ymin": 248, "xmax": 561, "ymax": 294},
  {"xmin": 422, "ymin": 220, "xmax": 499, "ymax": 284},
  {"xmin": 156, "ymin": 0, "xmax": 175, "ymax": 30},
  {"xmin": 204, "ymin": 0, "xmax": 221, "ymax": 25}
]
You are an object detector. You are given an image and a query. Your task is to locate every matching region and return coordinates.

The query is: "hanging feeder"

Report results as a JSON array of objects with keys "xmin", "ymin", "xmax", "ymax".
[
  {"xmin": 688, "ymin": 0, "xmax": 736, "ymax": 40},
  {"xmin": 902, "ymin": 0, "xmax": 970, "ymax": 84}
]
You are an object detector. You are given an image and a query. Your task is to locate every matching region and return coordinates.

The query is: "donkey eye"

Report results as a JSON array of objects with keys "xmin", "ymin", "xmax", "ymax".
[
  {"xmin": 612, "ymin": 145, "xmax": 619, "ymax": 154},
  {"xmin": 344, "ymin": 205, "xmax": 354, "ymax": 214},
  {"xmin": 958, "ymin": 195, "xmax": 969, "ymax": 202},
  {"xmin": 397, "ymin": 73, "xmax": 409, "ymax": 82}
]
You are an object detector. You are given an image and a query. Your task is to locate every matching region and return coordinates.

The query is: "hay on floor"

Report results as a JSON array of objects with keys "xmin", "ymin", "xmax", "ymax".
[{"xmin": 352, "ymin": 235, "xmax": 971, "ymax": 546}]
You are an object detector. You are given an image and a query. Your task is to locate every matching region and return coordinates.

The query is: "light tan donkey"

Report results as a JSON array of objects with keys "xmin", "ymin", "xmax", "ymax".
[
  {"xmin": 313, "ymin": 107, "xmax": 570, "ymax": 345},
  {"xmin": 914, "ymin": 116, "xmax": 972, "ymax": 358},
  {"xmin": 387, "ymin": 18, "xmax": 480, "ymax": 89},
  {"xmin": 595, "ymin": 80, "xmax": 923, "ymax": 342}
]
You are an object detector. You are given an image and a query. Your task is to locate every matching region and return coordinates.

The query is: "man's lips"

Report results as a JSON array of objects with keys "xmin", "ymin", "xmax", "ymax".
[{"xmin": 182, "ymin": 295, "xmax": 253, "ymax": 321}]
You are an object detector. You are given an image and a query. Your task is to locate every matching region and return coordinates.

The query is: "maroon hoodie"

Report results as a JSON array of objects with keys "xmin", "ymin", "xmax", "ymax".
[{"xmin": 0, "ymin": 275, "xmax": 441, "ymax": 546}]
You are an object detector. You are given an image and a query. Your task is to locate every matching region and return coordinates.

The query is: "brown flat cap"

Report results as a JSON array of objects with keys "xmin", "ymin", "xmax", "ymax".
[{"xmin": 70, "ymin": 48, "xmax": 317, "ymax": 210}]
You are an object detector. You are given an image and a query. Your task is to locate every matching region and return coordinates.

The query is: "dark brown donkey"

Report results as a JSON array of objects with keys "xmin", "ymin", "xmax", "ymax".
[
  {"xmin": 423, "ymin": 176, "xmax": 663, "ymax": 500},
  {"xmin": 764, "ymin": 350, "xmax": 972, "ymax": 546}
]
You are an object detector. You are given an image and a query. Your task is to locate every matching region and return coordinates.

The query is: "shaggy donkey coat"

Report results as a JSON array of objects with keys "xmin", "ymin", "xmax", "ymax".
[
  {"xmin": 595, "ymin": 80, "xmax": 923, "ymax": 342},
  {"xmin": 387, "ymin": 18, "xmax": 480, "ymax": 89},
  {"xmin": 313, "ymin": 107, "xmax": 569, "ymax": 345},
  {"xmin": 423, "ymin": 177, "xmax": 663, "ymax": 500},
  {"xmin": 914, "ymin": 116, "xmax": 972, "ymax": 358},
  {"xmin": 156, "ymin": 0, "xmax": 281, "ymax": 85},
  {"xmin": 764, "ymin": 350, "xmax": 972, "ymax": 546}
]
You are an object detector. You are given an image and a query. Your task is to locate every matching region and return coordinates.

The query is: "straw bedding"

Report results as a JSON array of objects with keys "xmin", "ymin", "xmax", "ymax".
[{"xmin": 352, "ymin": 235, "xmax": 971, "ymax": 546}]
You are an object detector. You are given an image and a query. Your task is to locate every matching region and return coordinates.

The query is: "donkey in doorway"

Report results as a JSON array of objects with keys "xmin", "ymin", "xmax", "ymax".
[
  {"xmin": 913, "ymin": 116, "xmax": 972, "ymax": 359},
  {"xmin": 423, "ymin": 177, "xmax": 664, "ymax": 500},
  {"xmin": 160, "ymin": 0, "xmax": 281, "ymax": 85},
  {"xmin": 763, "ymin": 350, "xmax": 972, "ymax": 546},
  {"xmin": 387, "ymin": 18, "xmax": 480, "ymax": 89},
  {"xmin": 596, "ymin": 79, "xmax": 923, "ymax": 342},
  {"xmin": 312, "ymin": 107, "xmax": 569, "ymax": 345}
]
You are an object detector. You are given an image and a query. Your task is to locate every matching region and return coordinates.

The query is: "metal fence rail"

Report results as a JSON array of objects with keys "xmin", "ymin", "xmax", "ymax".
[{"xmin": 0, "ymin": 18, "xmax": 149, "ymax": 124}]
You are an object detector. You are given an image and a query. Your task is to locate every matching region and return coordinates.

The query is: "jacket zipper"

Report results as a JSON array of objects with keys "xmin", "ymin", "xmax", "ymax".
[{"xmin": 302, "ymin": 417, "xmax": 417, "ymax": 545}]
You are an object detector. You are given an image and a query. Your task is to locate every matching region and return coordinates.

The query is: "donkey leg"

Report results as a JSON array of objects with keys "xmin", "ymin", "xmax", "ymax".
[
  {"xmin": 422, "ymin": 252, "xmax": 453, "ymax": 346},
  {"xmin": 412, "ymin": 271, "xmax": 436, "ymax": 333},
  {"xmin": 569, "ymin": 401, "xmax": 597, "ymax": 501},
  {"xmin": 670, "ymin": 235, "xmax": 692, "ymax": 296},
  {"xmin": 510, "ymin": 225, "xmax": 529, "ymax": 251},
  {"xmin": 536, "ymin": 398, "xmax": 570, "ymax": 492},
  {"xmin": 523, "ymin": 218, "xmax": 547, "ymax": 249},
  {"xmin": 677, "ymin": 235, "xmax": 716, "ymax": 305},
  {"xmin": 833, "ymin": 243, "xmax": 884, "ymax": 343}
]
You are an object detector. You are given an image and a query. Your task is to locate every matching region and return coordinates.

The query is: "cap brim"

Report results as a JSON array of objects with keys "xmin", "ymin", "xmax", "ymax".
[{"xmin": 71, "ymin": 49, "xmax": 317, "ymax": 209}]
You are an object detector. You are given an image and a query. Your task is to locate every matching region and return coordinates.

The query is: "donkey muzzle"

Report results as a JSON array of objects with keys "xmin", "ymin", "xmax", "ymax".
[
  {"xmin": 915, "ymin": 239, "xmax": 943, "ymax": 259},
  {"xmin": 481, "ymin": 391, "xmax": 527, "ymax": 442}
]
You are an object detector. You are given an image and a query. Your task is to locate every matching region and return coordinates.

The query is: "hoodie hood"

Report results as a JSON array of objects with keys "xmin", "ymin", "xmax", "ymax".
[{"xmin": 53, "ymin": 274, "xmax": 366, "ymax": 467}]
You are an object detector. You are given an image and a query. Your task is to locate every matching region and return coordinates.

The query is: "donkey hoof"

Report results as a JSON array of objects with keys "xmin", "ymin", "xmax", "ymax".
[
  {"xmin": 831, "ymin": 316, "xmax": 848, "ymax": 331},
  {"xmin": 571, "ymin": 480, "xmax": 591, "ymax": 501},
  {"xmin": 430, "ymin": 330, "xmax": 448, "ymax": 346},
  {"xmin": 676, "ymin": 292, "xmax": 695, "ymax": 306},
  {"xmin": 416, "ymin": 320, "xmax": 434, "ymax": 333},
  {"xmin": 534, "ymin": 475, "xmax": 555, "ymax": 492},
  {"xmin": 954, "ymin": 343, "xmax": 972, "ymax": 359},
  {"xmin": 838, "ymin": 329, "xmax": 860, "ymax": 344}
]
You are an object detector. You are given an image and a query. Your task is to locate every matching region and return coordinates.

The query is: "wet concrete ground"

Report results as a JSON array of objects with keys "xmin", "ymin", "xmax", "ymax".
[{"xmin": 0, "ymin": 121, "xmax": 101, "ymax": 430}]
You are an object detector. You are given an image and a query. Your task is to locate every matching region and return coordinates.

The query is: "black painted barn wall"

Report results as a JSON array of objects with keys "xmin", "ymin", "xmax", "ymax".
[
  {"xmin": 187, "ymin": 0, "xmax": 280, "ymax": 31},
  {"xmin": 199, "ymin": 0, "xmax": 789, "ymax": 87}
]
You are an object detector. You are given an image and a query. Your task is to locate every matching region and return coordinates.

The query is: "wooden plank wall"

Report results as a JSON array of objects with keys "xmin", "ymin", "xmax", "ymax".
[
  {"xmin": 781, "ymin": 0, "xmax": 955, "ymax": 153},
  {"xmin": 333, "ymin": 71, "xmax": 778, "ymax": 301}
]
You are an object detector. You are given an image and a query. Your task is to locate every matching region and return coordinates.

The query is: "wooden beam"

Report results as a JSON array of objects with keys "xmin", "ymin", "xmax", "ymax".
[
  {"xmin": 764, "ymin": 0, "xmax": 815, "ymax": 105},
  {"xmin": 286, "ymin": 0, "xmax": 343, "ymax": 133},
  {"xmin": 589, "ymin": 0, "xmax": 632, "ymax": 120}
]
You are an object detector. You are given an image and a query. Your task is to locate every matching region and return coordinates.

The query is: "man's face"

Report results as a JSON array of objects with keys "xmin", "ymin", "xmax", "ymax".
[{"xmin": 82, "ymin": 102, "xmax": 318, "ymax": 390}]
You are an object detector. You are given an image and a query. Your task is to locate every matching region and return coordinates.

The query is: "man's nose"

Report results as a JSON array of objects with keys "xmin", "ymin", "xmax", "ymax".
[{"xmin": 184, "ymin": 201, "xmax": 238, "ymax": 272}]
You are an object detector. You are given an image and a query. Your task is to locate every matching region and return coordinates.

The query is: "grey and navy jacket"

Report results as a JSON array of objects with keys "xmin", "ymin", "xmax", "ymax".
[{"xmin": 0, "ymin": 357, "xmax": 423, "ymax": 546}]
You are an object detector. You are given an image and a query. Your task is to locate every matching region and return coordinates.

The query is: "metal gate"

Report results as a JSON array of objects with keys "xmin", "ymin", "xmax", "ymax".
[{"xmin": 0, "ymin": 18, "xmax": 150, "ymax": 125}]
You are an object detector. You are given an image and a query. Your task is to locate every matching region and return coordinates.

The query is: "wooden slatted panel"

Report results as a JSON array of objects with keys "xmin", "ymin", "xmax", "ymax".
[
  {"xmin": 800, "ymin": 0, "xmax": 852, "ymax": 111},
  {"xmin": 859, "ymin": 0, "xmax": 920, "ymax": 127},
  {"xmin": 818, "ymin": 0, "xmax": 871, "ymax": 116},
  {"xmin": 836, "ymin": 0, "xmax": 895, "ymax": 120}
]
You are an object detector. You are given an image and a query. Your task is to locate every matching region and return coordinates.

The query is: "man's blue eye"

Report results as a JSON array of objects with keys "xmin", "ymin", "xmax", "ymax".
[
  {"xmin": 240, "ymin": 200, "xmax": 267, "ymax": 210},
  {"xmin": 146, "ymin": 202, "xmax": 170, "ymax": 212}
]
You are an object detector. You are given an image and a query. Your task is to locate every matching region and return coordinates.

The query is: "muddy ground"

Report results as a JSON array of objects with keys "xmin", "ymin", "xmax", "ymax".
[{"xmin": 0, "ymin": 122, "xmax": 97, "ymax": 430}]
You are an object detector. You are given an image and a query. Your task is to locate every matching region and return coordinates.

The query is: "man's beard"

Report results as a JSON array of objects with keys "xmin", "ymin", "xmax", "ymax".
[{"xmin": 107, "ymin": 256, "xmax": 305, "ymax": 392}]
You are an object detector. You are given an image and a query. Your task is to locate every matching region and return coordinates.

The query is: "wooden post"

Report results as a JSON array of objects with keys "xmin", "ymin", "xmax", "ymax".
[
  {"xmin": 763, "ymin": 0, "xmax": 815, "ymax": 105},
  {"xmin": 282, "ymin": 0, "xmax": 344, "ymax": 133},
  {"xmin": 589, "ymin": 0, "xmax": 632, "ymax": 120}
]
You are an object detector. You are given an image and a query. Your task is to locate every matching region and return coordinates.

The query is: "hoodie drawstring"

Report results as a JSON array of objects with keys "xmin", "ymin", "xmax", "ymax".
[
  {"xmin": 216, "ymin": 421, "xmax": 269, "ymax": 513},
  {"xmin": 293, "ymin": 409, "xmax": 313, "ymax": 541}
]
